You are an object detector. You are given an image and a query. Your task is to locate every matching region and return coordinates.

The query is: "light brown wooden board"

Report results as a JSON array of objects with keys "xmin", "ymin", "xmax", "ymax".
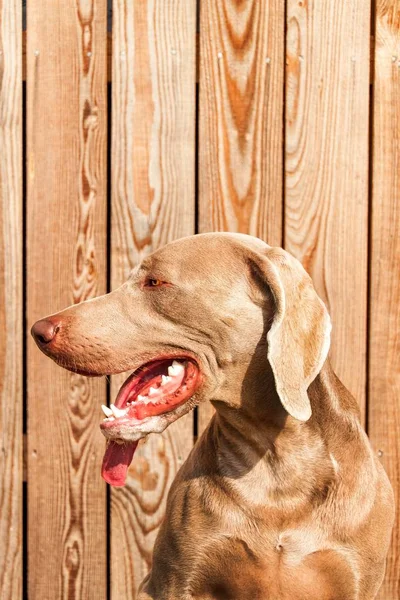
[
  {"xmin": 22, "ymin": 31, "xmax": 113, "ymax": 82},
  {"xmin": 111, "ymin": 2, "xmax": 196, "ymax": 597},
  {"xmin": 27, "ymin": 1, "xmax": 108, "ymax": 598},
  {"xmin": 285, "ymin": 0, "xmax": 371, "ymax": 422},
  {"xmin": 0, "ymin": 1, "xmax": 22, "ymax": 598},
  {"xmin": 369, "ymin": 2, "xmax": 400, "ymax": 597},
  {"xmin": 197, "ymin": 0, "xmax": 285, "ymax": 433}
]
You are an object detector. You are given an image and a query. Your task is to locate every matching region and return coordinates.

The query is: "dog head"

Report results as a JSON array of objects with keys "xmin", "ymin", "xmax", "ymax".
[{"xmin": 31, "ymin": 233, "xmax": 331, "ymax": 484}]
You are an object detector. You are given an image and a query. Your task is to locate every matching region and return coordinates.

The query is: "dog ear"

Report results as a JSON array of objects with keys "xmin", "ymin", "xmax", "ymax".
[{"xmin": 249, "ymin": 247, "xmax": 331, "ymax": 421}]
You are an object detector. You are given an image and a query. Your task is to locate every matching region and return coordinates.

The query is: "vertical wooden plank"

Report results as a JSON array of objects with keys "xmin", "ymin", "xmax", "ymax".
[
  {"xmin": 285, "ymin": 0, "xmax": 370, "ymax": 420},
  {"xmin": 370, "ymin": 3, "xmax": 400, "ymax": 597},
  {"xmin": 111, "ymin": 1, "xmax": 196, "ymax": 597},
  {"xmin": 27, "ymin": 1, "xmax": 108, "ymax": 598},
  {"xmin": 198, "ymin": 0, "xmax": 285, "ymax": 433},
  {"xmin": 0, "ymin": 1, "xmax": 22, "ymax": 598}
]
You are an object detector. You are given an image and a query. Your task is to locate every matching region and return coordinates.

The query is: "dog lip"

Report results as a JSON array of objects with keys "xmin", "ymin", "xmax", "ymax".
[
  {"xmin": 52, "ymin": 351, "xmax": 199, "ymax": 379},
  {"xmin": 99, "ymin": 396, "xmax": 198, "ymax": 443},
  {"xmin": 61, "ymin": 366, "xmax": 105, "ymax": 378}
]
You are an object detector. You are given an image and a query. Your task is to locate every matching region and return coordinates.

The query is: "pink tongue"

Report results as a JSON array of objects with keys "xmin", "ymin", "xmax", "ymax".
[{"xmin": 101, "ymin": 440, "xmax": 139, "ymax": 487}]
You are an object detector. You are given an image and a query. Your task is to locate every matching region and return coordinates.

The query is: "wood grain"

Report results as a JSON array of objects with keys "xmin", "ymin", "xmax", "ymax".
[
  {"xmin": 369, "ymin": 2, "xmax": 400, "ymax": 597},
  {"xmin": 111, "ymin": 1, "xmax": 196, "ymax": 597},
  {"xmin": 198, "ymin": 0, "xmax": 285, "ymax": 433},
  {"xmin": 22, "ymin": 31, "xmax": 113, "ymax": 82},
  {"xmin": 27, "ymin": 1, "xmax": 108, "ymax": 598},
  {"xmin": 0, "ymin": 1, "xmax": 22, "ymax": 598},
  {"xmin": 285, "ymin": 0, "xmax": 371, "ymax": 421}
]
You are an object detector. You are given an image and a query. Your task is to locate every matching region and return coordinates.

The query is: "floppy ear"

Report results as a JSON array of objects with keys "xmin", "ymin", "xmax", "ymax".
[{"xmin": 250, "ymin": 247, "xmax": 331, "ymax": 421}]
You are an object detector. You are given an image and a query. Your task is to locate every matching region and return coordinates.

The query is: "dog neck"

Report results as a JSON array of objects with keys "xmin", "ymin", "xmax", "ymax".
[{"xmin": 207, "ymin": 362, "xmax": 352, "ymax": 512}]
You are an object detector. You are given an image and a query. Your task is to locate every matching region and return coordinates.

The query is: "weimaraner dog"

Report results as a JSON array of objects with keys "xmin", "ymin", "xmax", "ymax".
[{"xmin": 32, "ymin": 233, "xmax": 394, "ymax": 600}]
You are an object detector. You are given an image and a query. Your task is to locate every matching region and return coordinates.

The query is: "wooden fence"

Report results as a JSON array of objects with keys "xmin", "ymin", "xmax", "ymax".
[{"xmin": 0, "ymin": 0, "xmax": 399, "ymax": 598}]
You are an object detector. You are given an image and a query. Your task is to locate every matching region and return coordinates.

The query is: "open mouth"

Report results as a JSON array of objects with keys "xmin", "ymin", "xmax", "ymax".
[{"xmin": 100, "ymin": 357, "xmax": 201, "ymax": 487}]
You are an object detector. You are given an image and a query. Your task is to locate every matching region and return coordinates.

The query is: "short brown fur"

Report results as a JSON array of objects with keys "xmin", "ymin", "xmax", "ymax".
[{"xmin": 31, "ymin": 233, "xmax": 394, "ymax": 600}]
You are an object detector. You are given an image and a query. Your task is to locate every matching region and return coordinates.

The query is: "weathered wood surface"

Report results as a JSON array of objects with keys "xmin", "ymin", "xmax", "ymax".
[
  {"xmin": 0, "ymin": 1, "xmax": 22, "ymax": 598},
  {"xmin": 198, "ymin": 0, "xmax": 285, "ymax": 433},
  {"xmin": 285, "ymin": 0, "xmax": 371, "ymax": 422},
  {"xmin": 26, "ymin": 1, "xmax": 108, "ymax": 598},
  {"xmin": 111, "ymin": 1, "xmax": 196, "ymax": 597},
  {"xmin": 369, "ymin": 2, "xmax": 400, "ymax": 597}
]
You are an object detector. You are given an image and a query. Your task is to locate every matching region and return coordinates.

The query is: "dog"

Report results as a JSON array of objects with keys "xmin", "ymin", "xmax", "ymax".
[{"xmin": 32, "ymin": 233, "xmax": 394, "ymax": 600}]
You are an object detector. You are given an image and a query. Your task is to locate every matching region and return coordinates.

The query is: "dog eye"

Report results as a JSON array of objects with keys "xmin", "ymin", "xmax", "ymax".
[{"xmin": 145, "ymin": 278, "xmax": 164, "ymax": 288}]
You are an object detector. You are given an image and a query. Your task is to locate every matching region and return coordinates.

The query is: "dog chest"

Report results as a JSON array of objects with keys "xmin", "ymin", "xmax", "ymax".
[{"xmin": 144, "ymin": 521, "xmax": 359, "ymax": 600}]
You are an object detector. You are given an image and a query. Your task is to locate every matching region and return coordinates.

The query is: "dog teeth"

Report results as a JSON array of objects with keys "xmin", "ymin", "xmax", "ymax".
[
  {"xmin": 148, "ymin": 387, "xmax": 158, "ymax": 397},
  {"xmin": 138, "ymin": 394, "xmax": 151, "ymax": 404},
  {"xmin": 101, "ymin": 405, "xmax": 113, "ymax": 418},
  {"xmin": 168, "ymin": 361, "xmax": 184, "ymax": 377},
  {"xmin": 110, "ymin": 404, "xmax": 127, "ymax": 418},
  {"xmin": 138, "ymin": 394, "xmax": 156, "ymax": 405},
  {"xmin": 161, "ymin": 375, "xmax": 171, "ymax": 385},
  {"xmin": 103, "ymin": 416, "xmax": 115, "ymax": 422},
  {"xmin": 172, "ymin": 360, "xmax": 185, "ymax": 371}
]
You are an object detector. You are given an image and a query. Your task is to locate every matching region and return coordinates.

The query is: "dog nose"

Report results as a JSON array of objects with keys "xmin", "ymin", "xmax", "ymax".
[{"xmin": 31, "ymin": 318, "xmax": 61, "ymax": 346}]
